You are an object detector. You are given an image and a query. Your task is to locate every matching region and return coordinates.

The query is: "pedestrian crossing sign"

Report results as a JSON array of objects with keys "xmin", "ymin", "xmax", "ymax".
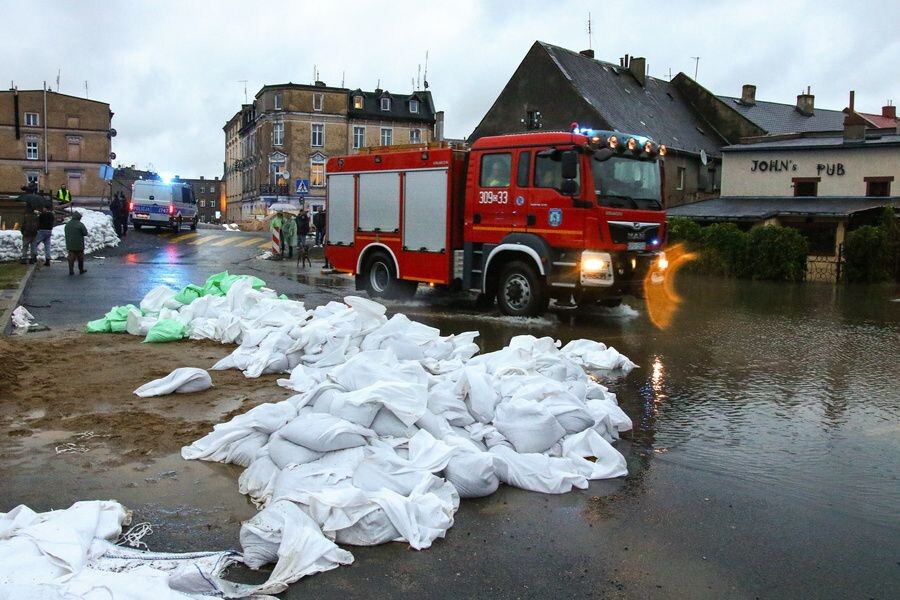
[{"xmin": 295, "ymin": 179, "xmax": 310, "ymax": 195}]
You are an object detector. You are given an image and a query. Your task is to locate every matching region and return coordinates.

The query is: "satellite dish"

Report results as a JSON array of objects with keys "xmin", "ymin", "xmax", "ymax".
[
  {"xmin": 282, "ymin": 171, "xmax": 290, "ymax": 179},
  {"xmin": 109, "ymin": 128, "xmax": 117, "ymax": 137},
  {"xmin": 700, "ymin": 149, "xmax": 708, "ymax": 165},
  {"xmin": 109, "ymin": 152, "xmax": 116, "ymax": 160}
]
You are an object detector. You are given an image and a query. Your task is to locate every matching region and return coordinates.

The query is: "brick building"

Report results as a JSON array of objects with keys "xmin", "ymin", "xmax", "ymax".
[
  {"xmin": 0, "ymin": 87, "xmax": 113, "ymax": 202},
  {"xmin": 175, "ymin": 176, "xmax": 223, "ymax": 223},
  {"xmin": 223, "ymin": 82, "xmax": 438, "ymax": 221}
]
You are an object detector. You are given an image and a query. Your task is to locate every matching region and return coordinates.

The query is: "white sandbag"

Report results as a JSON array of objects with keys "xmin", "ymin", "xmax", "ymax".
[
  {"xmin": 331, "ymin": 380, "xmax": 429, "ymax": 427},
  {"xmin": 277, "ymin": 412, "xmax": 374, "ymax": 453},
  {"xmin": 239, "ymin": 453, "xmax": 280, "ymax": 507},
  {"xmin": 489, "ymin": 445, "xmax": 588, "ymax": 494},
  {"xmin": 139, "ymin": 285, "xmax": 177, "ymax": 315},
  {"xmin": 539, "ymin": 392, "xmax": 595, "ymax": 434},
  {"xmin": 560, "ymin": 429, "xmax": 628, "ymax": 480},
  {"xmin": 132, "ymin": 367, "xmax": 212, "ymax": 398},
  {"xmin": 458, "ymin": 366, "xmax": 500, "ymax": 424},
  {"xmin": 126, "ymin": 309, "xmax": 157, "ymax": 337},
  {"xmin": 586, "ymin": 398, "xmax": 633, "ymax": 434},
  {"xmin": 267, "ymin": 433, "xmax": 324, "ymax": 469},
  {"xmin": 182, "ymin": 400, "xmax": 297, "ymax": 463},
  {"xmin": 313, "ymin": 387, "xmax": 380, "ymax": 427},
  {"xmin": 561, "ymin": 339, "xmax": 637, "ymax": 372},
  {"xmin": 492, "ymin": 398, "xmax": 566, "ymax": 453},
  {"xmin": 239, "ymin": 500, "xmax": 354, "ymax": 593},
  {"xmin": 427, "ymin": 380, "xmax": 475, "ymax": 427},
  {"xmin": 333, "ymin": 507, "xmax": 401, "ymax": 546},
  {"xmin": 370, "ymin": 408, "xmax": 419, "ymax": 438},
  {"xmin": 443, "ymin": 452, "xmax": 499, "ymax": 498}
]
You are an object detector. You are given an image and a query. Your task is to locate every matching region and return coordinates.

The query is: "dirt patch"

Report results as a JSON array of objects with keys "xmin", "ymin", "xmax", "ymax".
[{"xmin": 0, "ymin": 331, "xmax": 290, "ymax": 463}]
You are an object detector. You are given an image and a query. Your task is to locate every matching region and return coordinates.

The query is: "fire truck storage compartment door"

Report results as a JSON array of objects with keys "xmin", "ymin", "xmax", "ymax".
[
  {"xmin": 358, "ymin": 172, "xmax": 400, "ymax": 233},
  {"xmin": 327, "ymin": 174, "xmax": 354, "ymax": 245},
  {"xmin": 403, "ymin": 169, "xmax": 448, "ymax": 252}
]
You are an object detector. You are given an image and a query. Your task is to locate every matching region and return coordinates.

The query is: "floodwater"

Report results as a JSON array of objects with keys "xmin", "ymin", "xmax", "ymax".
[{"xmin": 5, "ymin": 274, "xmax": 899, "ymax": 598}]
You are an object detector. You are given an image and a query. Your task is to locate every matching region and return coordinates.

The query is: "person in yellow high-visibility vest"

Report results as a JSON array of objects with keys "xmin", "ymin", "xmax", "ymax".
[{"xmin": 56, "ymin": 184, "xmax": 72, "ymax": 212}]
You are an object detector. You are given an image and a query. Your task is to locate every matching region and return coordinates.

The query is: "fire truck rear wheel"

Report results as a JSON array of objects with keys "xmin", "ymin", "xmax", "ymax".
[
  {"xmin": 496, "ymin": 261, "xmax": 549, "ymax": 317},
  {"xmin": 363, "ymin": 251, "xmax": 416, "ymax": 299}
]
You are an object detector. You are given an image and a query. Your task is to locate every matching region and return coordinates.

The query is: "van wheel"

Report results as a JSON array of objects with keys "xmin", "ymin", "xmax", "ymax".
[
  {"xmin": 190, "ymin": 217, "xmax": 198, "ymax": 231},
  {"xmin": 133, "ymin": 223, "xmax": 142, "ymax": 231},
  {"xmin": 172, "ymin": 218, "xmax": 181, "ymax": 233},
  {"xmin": 497, "ymin": 260, "xmax": 548, "ymax": 317},
  {"xmin": 363, "ymin": 251, "xmax": 415, "ymax": 299}
]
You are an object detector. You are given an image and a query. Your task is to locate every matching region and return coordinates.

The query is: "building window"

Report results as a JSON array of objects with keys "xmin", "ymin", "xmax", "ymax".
[
  {"xmin": 380, "ymin": 127, "xmax": 392, "ymax": 146},
  {"xmin": 274, "ymin": 92, "xmax": 282, "ymax": 110},
  {"xmin": 409, "ymin": 128, "xmax": 421, "ymax": 143},
  {"xmin": 865, "ymin": 176, "xmax": 893, "ymax": 197},
  {"xmin": 25, "ymin": 171, "xmax": 39, "ymax": 186},
  {"xmin": 480, "ymin": 153, "xmax": 512, "ymax": 188},
  {"xmin": 353, "ymin": 95, "xmax": 363, "ymax": 109},
  {"xmin": 380, "ymin": 97, "xmax": 391, "ymax": 111},
  {"xmin": 676, "ymin": 167, "xmax": 686, "ymax": 191},
  {"xmin": 25, "ymin": 112, "xmax": 39, "ymax": 126},
  {"xmin": 26, "ymin": 140, "xmax": 39, "ymax": 160},
  {"xmin": 67, "ymin": 137, "xmax": 81, "ymax": 161},
  {"xmin": 312, "ymin": 123, "xmax": 324, "ymax": 147},
  {"xmin": 707, "ymin": 167, "xmax": 717, "ymax": 192},
  {"xmin": 526, "ymin": 110, "xmax": 542, "ymax": 130},
  {"xmin": 313, "ymin": 93, "xmax": 324, "ymax": 112},
  {"xmin": 793, "ymin": 177, "xmax": 819, "ymax": 197},
  {"xmin": 410, "ymin": 99, "xmax": 419, "ymax": 114},
  {"xmin": 67, "ymin": 115, "xmax": 80, "ymax": 128},
  {"xmin": 353, "ymin": 126, "xmax": 365, "ymax": 149},
  {"xmin": 311, "ymin": 158, "xmax": 325, "ymax": 187},
  {"xmin": 273, "ymin": 122, "xmax": 284, "ymax": 146}
]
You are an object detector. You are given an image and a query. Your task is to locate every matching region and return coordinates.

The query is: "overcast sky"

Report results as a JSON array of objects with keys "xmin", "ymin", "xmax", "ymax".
[{"xmin": 4, "ymin": 0, "xmax": 898, "ymax": 178}]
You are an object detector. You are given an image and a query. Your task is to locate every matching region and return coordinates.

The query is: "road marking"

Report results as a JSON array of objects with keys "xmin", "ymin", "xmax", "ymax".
[
  {"xmin": 188, "ymin": 236, "xmax": 219, "ymax": 245},
  {"xmin": 235, "ymin": 237, "xmax": 265, "ymax": 247},
  {"xmin": 209, "ymin": 236, "xmax": 240, "ymax": 246},
  {"xmin": 170, "ymin": 233, "xmax": 199, "ymax": 243}
]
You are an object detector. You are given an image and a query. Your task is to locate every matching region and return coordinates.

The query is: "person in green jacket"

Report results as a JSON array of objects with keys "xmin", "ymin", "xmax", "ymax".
[
  {"xmin": 281, "ymin": 213, "xmax": 297, "ymax": 258},
  {"xmin": 64, "ymin": 212, "xmax": 89, "ymax": 275}
]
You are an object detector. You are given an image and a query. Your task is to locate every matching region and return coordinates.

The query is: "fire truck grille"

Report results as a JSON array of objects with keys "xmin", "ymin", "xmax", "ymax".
[{"xmin": 608, "ymin": 222, "xmax": 660, "ymax": 245}]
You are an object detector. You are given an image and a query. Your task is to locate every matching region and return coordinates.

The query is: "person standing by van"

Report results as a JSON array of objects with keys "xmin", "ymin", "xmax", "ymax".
[
  {"xmin": 34, "ymin": 206, "xmax": 55, "ymax": 266},
  {"xmin": 64, "ymin": 212, "xmax": 89, "ymax": 275},
  {"xmin": 313, "ymin": 209, "xmax": 325, "ymax": 246}
]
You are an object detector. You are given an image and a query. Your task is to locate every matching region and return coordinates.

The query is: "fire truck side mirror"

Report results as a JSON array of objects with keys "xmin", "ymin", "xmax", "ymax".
[
  {"xmin": 559, "ymin": 179, "xmax": 578, "ymax": 196},
  {"xmin": 561, "ymin": 150, "xmax": 578, "ymax": 180}
]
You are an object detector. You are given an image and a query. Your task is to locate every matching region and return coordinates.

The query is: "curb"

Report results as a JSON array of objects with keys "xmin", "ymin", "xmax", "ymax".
[{"xmin": 1, "ymin": 263, "xmax": 37, "ymax": 337}]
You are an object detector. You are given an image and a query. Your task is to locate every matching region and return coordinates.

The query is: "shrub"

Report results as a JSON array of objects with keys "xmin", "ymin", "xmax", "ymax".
[
  {"xmin": 667, "ymin": 217, "xmax": 703, "ymax": 246},
  {"xmin": 844, "ymin": 225, "xmax": 888, "ymax": 283},
  {"xmin": 746, "ymin": 225, "xmax": 808, "ymax": 281},
  {"xmin": 700, "ymin": 222, "xmax": 749, "ymax": 276},
  {"xmin": 880, "ymin": 207, "xmax": 900, "ymax": 281}
]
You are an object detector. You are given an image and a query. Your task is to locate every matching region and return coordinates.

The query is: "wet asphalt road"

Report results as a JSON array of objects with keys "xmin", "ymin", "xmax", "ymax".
[{"xmin": 10, "ymin": 228, "xmax": 900, "ymax": 599}]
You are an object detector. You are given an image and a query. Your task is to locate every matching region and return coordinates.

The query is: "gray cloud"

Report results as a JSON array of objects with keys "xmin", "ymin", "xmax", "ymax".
[{"xmin": 4, "ymin": 0, "xmax": 897, "ymax": 177}]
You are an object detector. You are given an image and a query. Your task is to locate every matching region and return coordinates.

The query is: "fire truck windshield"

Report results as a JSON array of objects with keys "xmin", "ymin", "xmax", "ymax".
[{"xmin": 592, "ymin": 156, "xmax": 662, "ymax": 210}]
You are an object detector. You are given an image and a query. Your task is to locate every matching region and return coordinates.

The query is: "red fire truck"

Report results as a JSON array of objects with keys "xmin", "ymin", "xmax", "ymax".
[{"xmin": 324, "ymin": 128, "xmax": 669, "ymax": 316}]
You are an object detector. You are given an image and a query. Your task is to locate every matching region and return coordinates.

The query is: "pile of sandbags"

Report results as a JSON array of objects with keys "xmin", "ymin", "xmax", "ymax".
[
  {"xmin": 80, "ymin": 277, "xmax": 637, "ymax": 594},
  {"xmin": 0, "ymin": 209, "xmax": 119, "ymax": 262}
]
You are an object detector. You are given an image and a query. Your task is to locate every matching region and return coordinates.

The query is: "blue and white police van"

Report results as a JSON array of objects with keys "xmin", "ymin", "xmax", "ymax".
[{"xmin": 129, "ymin": 180, "xmax": 198, "ymax": 232}]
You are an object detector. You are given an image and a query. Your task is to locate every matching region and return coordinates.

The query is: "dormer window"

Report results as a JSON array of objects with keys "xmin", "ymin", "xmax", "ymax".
[
  {"xmin": 273, "ymin": 92, "xmax": 282, "ymax": 110},
  {"xmin": 313, "ymin": 93, "xmax": 324, "ymax": 111},
  {"xmin": 353, "ymin": 95, "xmax": 363, "ymax": 109},
  {"xmin": 381, "ymin": 97, "xmax": 391, "ymax": 111},
  {"xmin": 410, "ymin": 99, "xmax": 419, "ymax": 114}
]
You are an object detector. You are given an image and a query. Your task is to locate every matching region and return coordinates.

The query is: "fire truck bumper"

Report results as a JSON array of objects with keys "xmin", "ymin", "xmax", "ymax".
[{"xmin": 575, "ymin": 250, "xmax": 665, "ymax": 299}]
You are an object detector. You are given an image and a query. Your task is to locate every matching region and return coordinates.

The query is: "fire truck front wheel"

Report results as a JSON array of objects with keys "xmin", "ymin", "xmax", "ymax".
[
  {"xmin": 362, "ymin": 251, "xmax": 417, "ymax": 300},
  {"xmin": 496, "ymin": 261, "xmax": 549, "ymax": 317}
]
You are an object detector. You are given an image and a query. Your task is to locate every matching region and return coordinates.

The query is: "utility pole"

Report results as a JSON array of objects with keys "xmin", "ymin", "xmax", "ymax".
[
  {"xmin": 691, "ymin": 57, "xmax": 701, "ymax": 81},
  {"xmin": 237, "ymin": 80, "xmax": 248, "ymax": 103}
]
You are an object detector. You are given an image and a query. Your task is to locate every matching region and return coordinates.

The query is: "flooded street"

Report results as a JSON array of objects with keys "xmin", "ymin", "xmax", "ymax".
[{"xmin": 3, "ymin": 274, "xmax": 898, "ymax": 598}]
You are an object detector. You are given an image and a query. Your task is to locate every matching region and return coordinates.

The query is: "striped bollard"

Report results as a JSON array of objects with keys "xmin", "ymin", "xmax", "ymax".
[{"xmin": 272, "ymin": 226, "xmax": 281, "ymax": 256}]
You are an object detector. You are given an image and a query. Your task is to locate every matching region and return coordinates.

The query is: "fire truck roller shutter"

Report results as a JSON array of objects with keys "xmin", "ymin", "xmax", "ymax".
[
  {"xmin": 403, "ymin": 169, "xmax": 448, "ymax": 252},
  {"xmin": 358, "ymin": 172, "xmax": 400, "ymax": 233},
  {"xmin": 327, "ymin": 174, "xmax": 355, "ymax": 245}
]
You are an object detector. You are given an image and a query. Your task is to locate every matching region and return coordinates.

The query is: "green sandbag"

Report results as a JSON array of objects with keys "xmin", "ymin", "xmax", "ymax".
[
  {"xmin": 172, "ymin": 284, "xmax": 203, "ymax": 305},
  {"xmin": 243, "ymin": 275, "xmax": 266, "ymax": 290},
  {"xmin": 85, "ymin": 318, "xmax": 111, "ymax": 333},
  {"xmin": 143, "ymin": 318, "xmax": 185, "ymax": 343}
]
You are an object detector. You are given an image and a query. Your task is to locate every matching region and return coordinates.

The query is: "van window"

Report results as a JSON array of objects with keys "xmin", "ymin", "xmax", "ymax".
[
  {"xmin": 480, "ymin": 153, "xmax": 511, "ymax": 188},
  {"xmin": 181, "ymin": 186, "xmax": 194, "ymax": 204}
]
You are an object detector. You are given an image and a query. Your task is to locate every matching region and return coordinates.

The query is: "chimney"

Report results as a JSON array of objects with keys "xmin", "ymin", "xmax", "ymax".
[
  {"xmin": 796, "ymin": 86, "xmax": 814, "ymax": 116},
  {"xmin": 314, "ymin": 80, "xmax": 326, "ymax": 87},
  {"xmin": 740, "ymin": 84, "xmax": 757, "ymax": 106},
  {"xmin": 580, "ymin": 49, "xmax": 595, "ymax": 59},
  {"xmin": 629, "ymin": 56, "xmax": 647, "ymax": 87},
  {"xmin": 624, "ymin": 54, "xmax": 630, "ymax": 68},
  {"xmin": 883, "ymin": 103, "xmax": 896, "ymax": 120},
  {"xmin": 434, "ymin": 110, "xmax": 445, "ymax": 141},
  {"xmin": 843, "ymin": 90, "xmax": 866, "ymax": 143}
]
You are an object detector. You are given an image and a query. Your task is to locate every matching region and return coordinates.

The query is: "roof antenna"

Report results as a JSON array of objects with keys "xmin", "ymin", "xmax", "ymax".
[
  {"xmin": 690, "ymin": 56, "xmax": 701, "ymax": 80},
  {"xmin": 587, "ymin": 12, "xmax": 593, "ymax": 50},
  {"xmin": 56, "ymin": 68, "xmax": 60, "ymax": 92},
  {"xmin": 423, "ymin": 51, "xmax": 430, "ymax": 89},
  {"xmin": 237, "ymin": 80, "xmax": 248, "ymax": 103},
  {"xmin": 417, "ymin": 64, "xmax": 421, "ymax": 90},
  {"xmin": 341, "ymin": 71, "xmax": 345, "ymax": 87},
  {"xmin": 84, "ymin": 80, "xmax": 89, "ymax": 99}
]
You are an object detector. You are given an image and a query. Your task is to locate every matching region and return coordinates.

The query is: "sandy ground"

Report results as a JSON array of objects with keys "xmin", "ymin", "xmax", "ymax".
[{"xmin": 0, "ymin": 332, "xmax": 291, "ymax": 467}]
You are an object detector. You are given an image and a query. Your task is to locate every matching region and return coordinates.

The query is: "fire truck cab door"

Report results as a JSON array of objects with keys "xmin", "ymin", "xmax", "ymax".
[
  {"xmin": 474, "ymin": 151, "xmax": 525, "ymax": 237},
  {"xmin": 526, "ymin": 148, "xmax": 583, "ymax": 247}
]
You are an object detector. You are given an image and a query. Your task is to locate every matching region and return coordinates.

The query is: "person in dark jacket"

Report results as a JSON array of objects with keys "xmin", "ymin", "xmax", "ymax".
[
  {"xmin": 313, "ymin": 209, "xmax": 325, "ymax": 246},
  {"xmin": 18, "ymin": 186, "xmax": 41, "ymax": 264},
  {"xmin": 33, "ymin": 206, "xmax": 55, "ymax": 266},
  {"xmin": 109, "ymin": 192, "xmax": 127, "ymax": 238},
  {"xmin": 64, "ymin": 212, "xmax": 89, "ymax": 275},
  {"xmin": 298, "ymin": 209, "xmax": 311, "ymax": 249}
]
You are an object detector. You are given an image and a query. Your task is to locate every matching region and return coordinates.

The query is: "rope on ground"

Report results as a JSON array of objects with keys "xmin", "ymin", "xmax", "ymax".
[{"xmin": 117, "ymin": 522, "xmax": 154, "ymax": 550}]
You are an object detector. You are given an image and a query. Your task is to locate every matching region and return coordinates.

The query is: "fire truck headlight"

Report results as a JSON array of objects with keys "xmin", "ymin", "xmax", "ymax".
[
  {"xmin": 580, "ymin": 251, "xmax": 614, "ymax": 286},
  {"xmin": 657, "ymin": 252, "xmax": 669, "ymax": 271}
]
